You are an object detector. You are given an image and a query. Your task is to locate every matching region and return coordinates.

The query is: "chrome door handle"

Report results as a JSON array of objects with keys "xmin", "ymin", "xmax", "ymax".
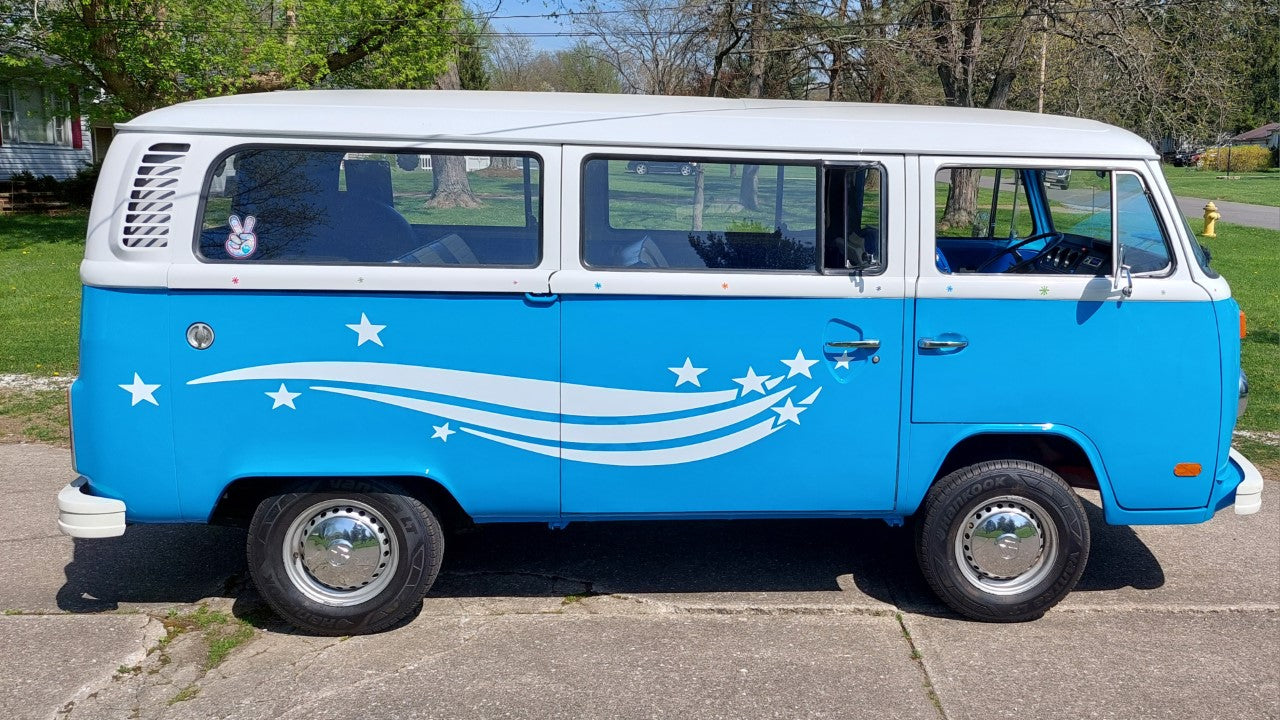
[
  {"xmin": 918, "ymin": 338, "xmax": 968, "ymax": 349},
  {"xmin": 826, "ymin": 339, "xmax": 880, "ymax": 350}
]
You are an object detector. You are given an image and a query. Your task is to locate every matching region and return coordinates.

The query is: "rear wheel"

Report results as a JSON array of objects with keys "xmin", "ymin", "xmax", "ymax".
[
  {"xmin": 915, "ymin": 460, "xmax": 1089, "ymax": 622},
  {"xmin": 633, "ymin": 163, "xmax": 648, "ymax": 175},
  {"xmin": 247, "ymin": 479, "xmax": 444, "ymax": 635},
  {"xmin": 679, "ymin": 163, "xmax": 693, "ymax": 176}
]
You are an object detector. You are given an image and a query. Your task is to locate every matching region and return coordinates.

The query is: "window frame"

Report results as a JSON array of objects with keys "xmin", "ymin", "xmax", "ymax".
[
  {"xmin": 818, "ymin": 161, "xmax": 890, "ymax": 277},
  {"xmin": 192, "ymin": 143, "xmax": 547, "ymax": 269},
  {"xmin": 576, "ymin": 151, "xmax": 824, "ymax": 274},
  {"xmin": 930, "ymin": 163, "xmax": 1176, "ymax": 279}
]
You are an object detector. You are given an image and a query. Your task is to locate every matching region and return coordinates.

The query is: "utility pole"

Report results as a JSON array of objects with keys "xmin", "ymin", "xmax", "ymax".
[{"xmin": 1037, "ymin": 15, "xmax": 1048, "ymax": 113}]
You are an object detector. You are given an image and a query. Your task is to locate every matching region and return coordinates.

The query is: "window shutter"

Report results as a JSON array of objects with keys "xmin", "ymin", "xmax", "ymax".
[{"xmin": 69, "ymin": 85, "xmax": 82, "ymax": 150}]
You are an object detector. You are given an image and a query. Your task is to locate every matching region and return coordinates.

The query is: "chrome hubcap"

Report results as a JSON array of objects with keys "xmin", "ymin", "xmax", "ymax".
[
  {"xmin": 954, "ymin": 495, "xmax": 1058, "ymax": 596},
  {"xmin": 283, "ymin": 499, "xmax": 398, "ymax": 607}
]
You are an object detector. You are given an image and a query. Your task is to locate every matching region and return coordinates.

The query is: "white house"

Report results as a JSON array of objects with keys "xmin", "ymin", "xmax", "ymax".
[{"xmin": 0, "ymin": 81, "xmax": 93, "ymax": 180}]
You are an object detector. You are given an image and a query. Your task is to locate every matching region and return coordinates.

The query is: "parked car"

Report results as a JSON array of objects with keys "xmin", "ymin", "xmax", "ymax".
[
  {"xmin": 626, "ymin": 159, "xmax": 697, "ymax": 176},
  {"xmin": 1042, "ymin": 168, "xmax": 1071, "ymax": 189}
]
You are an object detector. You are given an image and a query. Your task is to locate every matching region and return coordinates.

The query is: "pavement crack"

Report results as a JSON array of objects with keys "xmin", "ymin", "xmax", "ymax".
[{"xmin": 896, "ymin": 612, "xmax": 949, "ymax": 720}]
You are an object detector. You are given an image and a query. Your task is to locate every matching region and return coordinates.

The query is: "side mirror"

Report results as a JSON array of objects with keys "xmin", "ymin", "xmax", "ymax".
[{"xmin": 1112, "ymin": 246, "xmax": 1133, "ymax": 298}]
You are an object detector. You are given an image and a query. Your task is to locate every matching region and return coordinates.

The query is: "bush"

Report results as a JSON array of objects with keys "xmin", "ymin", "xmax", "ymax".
[
  {"xmin": 3, "ymin": 162, "xmax": 100, "ymax": 207},
  {"xmin": 1199, "ymin": 145, "xmax": 1274, "ymax": 172}
]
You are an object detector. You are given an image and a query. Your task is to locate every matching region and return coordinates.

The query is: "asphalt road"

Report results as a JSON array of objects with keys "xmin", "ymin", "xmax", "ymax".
[
  {"xmin": 2, "ymin": 443, "xmax": 1276, "ymax": 720},
  {"xmin": 1173, "ymin": 196, "xmax": 1280, "ymax": 231}
]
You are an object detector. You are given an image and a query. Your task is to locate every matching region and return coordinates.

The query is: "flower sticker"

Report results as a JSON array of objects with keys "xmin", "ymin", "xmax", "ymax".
[{"xmin": 226, "ymin": 214, "xmax": 258, "ymax": 259}]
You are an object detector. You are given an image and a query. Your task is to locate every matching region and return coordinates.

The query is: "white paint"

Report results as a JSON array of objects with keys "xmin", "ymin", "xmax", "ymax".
[
  {"xmin": 265, "ymin": 383, "xmax": 300, "ymax": 410},
  {"xmin": 780, "ymin": 350, "xmax": 818, "ymax": 379},
  {"xmin": 311, "ymin": 383, "xmax": 795, "ymax": 444},
  {"xmin": 431, "ymin": 422, "xmax": 456, "ymax": 443},
  {"xmin": 463, "ymin": 418, "xmax": 781, "ymax": 467},
  {"xmin": 119, "ymin": 373, "xmax": 160, "ymax": 406},
  {"xmin": 733, "ymin": 367, "xmax": 769, "ymax": 397},
  {"xmin": 771, "ymin": 398, "xmax": 806, "ymax": 426},
  {"xmin": 346, "ymin": 313, "xmax": 386, "ymax": 347},
  {"xmin": 668, "ymin": 357, "xmax": 707, "ymax": 387},
  {"xmin": 187, "ymin": 361, "xmax": 740, "ymax": 417},
  {"xmin": 120, "ymin": 90, "xmax": 1156, "ymax": 160}
]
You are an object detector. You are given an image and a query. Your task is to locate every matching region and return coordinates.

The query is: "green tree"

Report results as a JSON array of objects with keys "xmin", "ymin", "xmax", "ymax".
[{"xmin": 0, "ymin": 0, "xmax": 468, "ymax": 120}]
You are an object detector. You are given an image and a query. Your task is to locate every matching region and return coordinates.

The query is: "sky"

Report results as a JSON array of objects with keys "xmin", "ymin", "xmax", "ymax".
[{"xmin": 482, "ymin": 0, "xmax": 580, "ymax": 51}]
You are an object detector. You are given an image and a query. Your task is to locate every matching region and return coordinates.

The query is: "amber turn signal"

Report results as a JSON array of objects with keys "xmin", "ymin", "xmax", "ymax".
[
  {"xmin": 1240, "ymin": 311, "xmax": 1247, "ymax": 339},
  {"xmin": 1173, "ymin": 463, "xmax": 1202, "ymax": 477}
]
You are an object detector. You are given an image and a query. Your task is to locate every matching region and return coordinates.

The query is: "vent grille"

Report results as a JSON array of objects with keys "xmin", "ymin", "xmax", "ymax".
[{"xmin": 121, "ymin": 143, "xmax": 190, "ymax": 248}]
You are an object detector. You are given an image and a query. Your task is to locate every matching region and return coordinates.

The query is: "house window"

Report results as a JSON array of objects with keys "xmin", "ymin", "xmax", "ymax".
[{"xmin": 0, "ymin": 84, "xmax": 72, "ymax": 146}]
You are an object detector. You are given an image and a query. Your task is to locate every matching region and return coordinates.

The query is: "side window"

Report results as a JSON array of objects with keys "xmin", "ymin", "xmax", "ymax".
[
  {"xmin": 1114, "ymin": 172, "xmax": 1173, "ymax": 275},
  {"xmin": 582, "ymin": 157, "xmax": 818, "ymax": 272},
  {"xmin": 822, "ymin": 165, "xmax": 886, "ymax": 273},
  {"xmin": 199, "ymin": 148, "xmax": 541, "ymax": 266},
  {"xmin": 934, "ymin": 166, "xmax": 1113, "ymax": 276}
]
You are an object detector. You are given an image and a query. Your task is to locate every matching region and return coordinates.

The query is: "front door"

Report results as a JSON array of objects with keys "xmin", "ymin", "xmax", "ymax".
[
  {"xmin": 914, "ymin": 158, "xmax": 1221, "ymax": 510},
  {"xmin": 553, "ymin": 149, "xmax": 907, "ymax": 516}
]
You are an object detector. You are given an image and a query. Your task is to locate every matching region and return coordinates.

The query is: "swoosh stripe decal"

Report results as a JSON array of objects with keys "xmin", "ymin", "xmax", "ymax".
[
  {"xmin": 188, "ymin": 361, "xmax": 738, "ymax": 416},
  {"xmin": 313, "ymin": 385, "xmax": 794, "ymax": 444},
  {"xmin": 463, "ymin": 418, "xmax": 780, "ymax": 466}
]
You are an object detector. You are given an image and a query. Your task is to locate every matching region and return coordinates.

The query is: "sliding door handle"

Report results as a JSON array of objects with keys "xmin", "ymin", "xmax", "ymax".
[{"xmin": 826, "ymin": 339, "xmax": 880, "ymax": 350}]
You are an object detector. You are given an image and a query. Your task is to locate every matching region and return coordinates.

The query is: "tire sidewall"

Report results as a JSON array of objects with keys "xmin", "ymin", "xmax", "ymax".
[
  {"xmin": 919, "ymin": 463, "xmax": 1089, "ymax": 621},
  {"xmin": 248, "ymin": 479, "xmax": 442, "ymax": 635}
]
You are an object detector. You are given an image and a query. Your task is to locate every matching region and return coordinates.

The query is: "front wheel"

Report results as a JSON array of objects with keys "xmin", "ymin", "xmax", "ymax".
[
  {"xmin": 247, "ymin": 479, "xmax": 444, "ymax": 635},
  {"xmin": 915, "ymin": 460, "xmax": 1089, "ymax": 622}
]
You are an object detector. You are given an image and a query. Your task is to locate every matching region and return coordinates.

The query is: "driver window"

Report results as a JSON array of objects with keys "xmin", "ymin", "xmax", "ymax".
[
  {"xmin": 1114, "ymin": 172, "xmax": 1173, "ymax": 275},
  {"xmin": 934, "ymin": 165, "xmax": 1112, "ymax": 276}
]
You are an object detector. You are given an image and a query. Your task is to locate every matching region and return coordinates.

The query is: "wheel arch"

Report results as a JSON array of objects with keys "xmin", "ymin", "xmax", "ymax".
[
  {"xmin": 903, "ymin": 424, "xmax": 1117, "ymax": 518},
  {"xmin": 208, "ymin": 474, "xmax": 473, "ymax": 531}
]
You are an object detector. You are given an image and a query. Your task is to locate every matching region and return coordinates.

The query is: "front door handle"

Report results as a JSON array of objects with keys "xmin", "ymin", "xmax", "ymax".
[
  {"xmin": 826, "ymin": 339, "xmax": 880, "ymax": 350},
  {"xmin": 918, "ymin": 338, "xmax": 968, "ymax": 350}
]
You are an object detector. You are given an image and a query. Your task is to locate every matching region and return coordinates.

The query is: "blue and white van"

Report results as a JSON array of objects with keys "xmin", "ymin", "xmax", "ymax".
[{"xmin": 59, "ymin": 91, "xmax": 1263, "ymax": 634}]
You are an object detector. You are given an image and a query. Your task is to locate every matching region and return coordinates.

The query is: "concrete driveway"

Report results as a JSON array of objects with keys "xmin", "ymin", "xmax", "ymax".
[{"xmin": 2, "ymin": 443, "xmax": 1276, "ymax": 719}]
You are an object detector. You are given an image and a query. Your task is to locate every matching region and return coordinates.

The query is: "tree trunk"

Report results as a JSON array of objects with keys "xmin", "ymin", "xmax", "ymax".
[
  {"xmin": 939, "ymin": 168, "xmax": 980, "ymax": 231},
  {"xmin": 427, "ymin": 62, "xmax": 482, "ymax": 209},
  {"xmin": 739, "ymin": 165, "xmax": 761, "ymax": 211}
]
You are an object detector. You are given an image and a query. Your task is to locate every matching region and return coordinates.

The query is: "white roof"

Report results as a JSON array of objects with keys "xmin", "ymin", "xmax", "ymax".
[{"xmin": 120, "ymin": 90, "xmax": 1157, "ymax": 159}]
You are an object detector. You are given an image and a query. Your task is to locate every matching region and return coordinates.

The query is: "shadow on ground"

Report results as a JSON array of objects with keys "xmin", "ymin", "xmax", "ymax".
[{"xmin": 57, "ymin": 497, "xmax": 1163, "ymax": 619}]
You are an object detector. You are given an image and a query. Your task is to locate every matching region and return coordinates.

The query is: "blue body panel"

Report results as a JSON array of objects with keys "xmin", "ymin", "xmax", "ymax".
[
  {"xmin": 73, "ymin": 288, "xmax": 181, "ymax": 522},
  {"xmin": 560, "ymin": 296, "xmax": 905, "ymax": 515},
  {"xmin": 912, "ymin": 295, "xmax": 1221, "ymax": 511},
  {"xmin": 73, "ymin": 286, "xmax": 1241, "ymax": 527}
]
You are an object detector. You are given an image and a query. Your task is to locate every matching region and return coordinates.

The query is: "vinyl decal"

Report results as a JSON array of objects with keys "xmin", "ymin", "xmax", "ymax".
[{"xmin": 188, "ymin": 355, "xmax": 822, "ymax": 467}]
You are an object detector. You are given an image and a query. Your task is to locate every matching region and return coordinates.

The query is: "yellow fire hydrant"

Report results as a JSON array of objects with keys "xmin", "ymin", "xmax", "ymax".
[{"xmin": 1203, "ymin": 201, "xmax": 1221, "ymax": 238}]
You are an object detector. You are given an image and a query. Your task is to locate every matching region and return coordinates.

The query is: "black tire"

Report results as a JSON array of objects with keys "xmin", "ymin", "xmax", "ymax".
[
  {"xmin": 247, "ymin": 478, "xmax": 444, "ymax": 635},
  {"xmin": 634, "ymin": 163, "xmax": 648, "ymax": 175},
  {"xmin": 915, "ymin": 460, "xmax": 1089, "ymax": 622}
]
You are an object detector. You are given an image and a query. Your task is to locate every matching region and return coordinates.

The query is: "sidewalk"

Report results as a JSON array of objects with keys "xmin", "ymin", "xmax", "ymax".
[{"xmin": 1174, "ymin": 195, "xmax": 1280, "ymax": 231}]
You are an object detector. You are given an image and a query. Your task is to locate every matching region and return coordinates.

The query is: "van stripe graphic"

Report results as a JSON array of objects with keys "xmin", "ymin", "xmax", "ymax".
[
  {"xmin": 189, "ymin": 361, "xmax": 739, "ymax": 417},
  {"xmin": 463, "ymin": 418, "xmax": 781, "ymax": 466},
  {"xmin": 311, "ymin": 384, "xmax": 795, "ymax": 444}
]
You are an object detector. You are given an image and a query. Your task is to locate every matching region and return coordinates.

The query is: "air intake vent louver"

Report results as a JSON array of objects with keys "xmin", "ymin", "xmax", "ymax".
[{"xmin": 121, "ymin": 143, "xmax": 190, "ymax": 248}]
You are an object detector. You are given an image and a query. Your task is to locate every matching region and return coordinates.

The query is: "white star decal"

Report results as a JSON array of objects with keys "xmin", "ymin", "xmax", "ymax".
[
  {"xmin": 835, "ymin": 351, "xmax": 853, "ymax": 370},
  {"xmin": 780, "ymin": 349, "xmax": 818, "ymax": 379},
  {"xmin": 668, "ymin": 357, "xmax": 707, "ymax": 387},
  {"xmin": 346, "ymin": 313, "xmax": 386, "ymax": 347},
  {"xmin": 771, "ymin": 398, "xmax": 806, "ymax": 426},
  {"xmin": 431, "ymin": 422, "xmax": 456, "ymax": 442},
  {"xmin": 732, "ymin": 367, "xmax": 770, "ymax": 396},
  {"xmin": 265, "ymin": 383, "xmax": 300, "ymax": 410},
  {"xmin": 119, "ymin": 373, "xmax": 160, "ymax": 406}
]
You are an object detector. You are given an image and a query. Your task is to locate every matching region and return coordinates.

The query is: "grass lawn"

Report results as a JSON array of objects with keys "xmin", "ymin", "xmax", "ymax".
[
  {"xmin": 0, "ymin": 212, "xmax": 84, "ymax": 375},
  {"xmin": 1160, "ymin": 165, "xmax": 1280, "ymax": 207}
]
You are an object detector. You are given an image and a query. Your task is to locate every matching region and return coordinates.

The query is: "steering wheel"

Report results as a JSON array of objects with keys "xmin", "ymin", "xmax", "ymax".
[{"xmin": 975, "ymin": 231, "xmax": 1063, "ymax": 273}]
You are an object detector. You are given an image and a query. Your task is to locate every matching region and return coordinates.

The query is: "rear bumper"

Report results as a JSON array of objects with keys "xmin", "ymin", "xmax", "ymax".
[
  {"xmin": 1229, "ymin": 448, "xmax": 1263, "ymax": 515},
  {"xmin": 57, "ymin": 476, "xmax": 126, "ymax": 538}
]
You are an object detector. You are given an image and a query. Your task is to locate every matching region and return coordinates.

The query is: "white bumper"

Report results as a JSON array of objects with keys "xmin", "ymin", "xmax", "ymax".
[
  {"xmin": 57, "ymin": 477, "xmax": 126, "ymax": 538},
  {"xmin": 1229, "ymin": 448, "xmax": 1264, "ymax": 516}
]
